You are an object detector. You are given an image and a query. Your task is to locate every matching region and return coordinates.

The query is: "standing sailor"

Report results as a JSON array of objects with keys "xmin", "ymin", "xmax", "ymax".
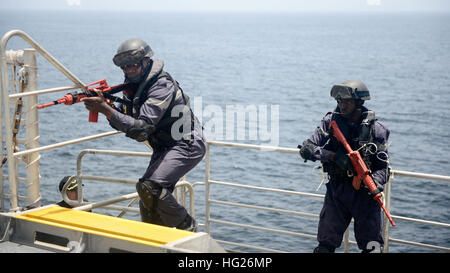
[
  {"xmin": 83, "ymin": 38, "xmax": 205, "ymax": 231},
  {"xmin": 299, "ymin": 80, "xmax": 390, "ymax": 252}
]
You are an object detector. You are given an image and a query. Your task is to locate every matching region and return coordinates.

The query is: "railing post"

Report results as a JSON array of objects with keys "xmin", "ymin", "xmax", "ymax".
[
  {"xmin": 205, "ymin": 142, "xmax": 211, "ymax": 234},
  {"xmin": 382, "ymin": 170, "xmax": 393, "ymax": 253},
  {"xmin": 1, "ymin": 51, "xmax": 19, "ymax": 211},
  {"xmin": 75, "ymin": 150, "xmax": 84, "ymax": 207},
  {"xmin": 343, "ymin": 227, "xmax": 350, "ymax": 253},
  {"xmin": 0, "ymin": 61, "xmax": 3, "ymax": 211},
  {"xmin": 0, "ymin": 29, "xmax": 85, "ymax": 211},
  {"xmin": 21, "ymin": 48, "xmax": 41, "ymax": 209}
]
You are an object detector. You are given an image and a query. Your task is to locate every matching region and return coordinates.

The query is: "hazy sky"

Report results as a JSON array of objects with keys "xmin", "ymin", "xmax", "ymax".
[{"xmin": 1, "ymin": 0, "xmax": 449, "ymax": 13}]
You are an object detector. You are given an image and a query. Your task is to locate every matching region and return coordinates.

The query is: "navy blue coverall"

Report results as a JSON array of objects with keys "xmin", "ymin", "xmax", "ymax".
[{"xmin": 303, "ymin": 107, "xmax": 390, "ymax": 252}]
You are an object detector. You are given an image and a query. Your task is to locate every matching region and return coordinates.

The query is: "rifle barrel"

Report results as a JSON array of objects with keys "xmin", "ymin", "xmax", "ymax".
[
  {"xmin": 37, "ymin": 101, "xmax": 57, "ymax": 109},
  {"xmin": 377, "ymin": 197, "xmax": 396, "ymax": 226}
]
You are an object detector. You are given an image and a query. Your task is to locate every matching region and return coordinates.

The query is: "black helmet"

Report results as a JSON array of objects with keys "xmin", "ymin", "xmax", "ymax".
[
  {"xmin": 330, "ymin": 79, "xmax": 371, "ymax": 101},
  {"xmin": 112, "ymin": 38, "xmax": 154, "ymax": 67}
]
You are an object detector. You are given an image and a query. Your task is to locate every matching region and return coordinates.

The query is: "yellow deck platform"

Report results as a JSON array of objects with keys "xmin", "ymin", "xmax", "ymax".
[{"xmin": 13, "ymin": 206, "xmax": 194, "ymax": 248}]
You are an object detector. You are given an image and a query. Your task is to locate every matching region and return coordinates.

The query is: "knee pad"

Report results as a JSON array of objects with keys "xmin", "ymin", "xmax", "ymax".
[
  {"xmin": 138, "ymin": 200, "xmax": 163, "ymax": 225},
  {"xmin": 136, "ymin": 179, "xmax": 163, "ymax": 210}
]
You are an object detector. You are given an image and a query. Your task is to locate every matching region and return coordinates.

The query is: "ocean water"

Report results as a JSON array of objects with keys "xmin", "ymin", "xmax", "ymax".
[{"xmin": 0, "ymin": 10, "xmax": 449, "ymax": 253}]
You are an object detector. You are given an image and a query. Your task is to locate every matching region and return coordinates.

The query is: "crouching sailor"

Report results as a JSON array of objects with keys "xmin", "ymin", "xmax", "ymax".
[
  {"xmin": 298, "ymin": 79, "xmax": 391, "ymax": 253},
  {"xmin": 83, "ymin": 38, "xmax": 205, "ymax": 231}
]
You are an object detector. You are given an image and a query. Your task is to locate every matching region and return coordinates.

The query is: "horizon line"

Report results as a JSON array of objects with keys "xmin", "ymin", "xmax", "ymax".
[{"xmin": 1, "ymin": 8, "xmax": 449, "ymax": 14}]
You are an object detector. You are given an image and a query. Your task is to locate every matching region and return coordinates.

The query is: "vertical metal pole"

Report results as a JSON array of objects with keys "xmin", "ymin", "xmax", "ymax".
[
  {"xmin": 382, "ymin": 171, "xmax": 392, "ymax": 253},
  {"xmin": 205, "ymin": 142, "xmax": 211, "ymax": 234},
  {"xmin": 0, "ymin": 120, "xmax": 3, "ymax": 211},
  {"xmin": 21, "ymin": 48, "xmax": 41, "ymax": 209},
  {"xmin": 0, "ymin": 47, "xmax": 19, "ymax": 211},
  {"xmin": 76, "ymin": 150, "xmax": 84, "ymax": 206},
  {"xmin": 343, "ymin": 227, "xmax": 350, "ymax": 253},
  {"xmin": 0, "ymin": 64, "xmax": 3, "ymax": 212}
]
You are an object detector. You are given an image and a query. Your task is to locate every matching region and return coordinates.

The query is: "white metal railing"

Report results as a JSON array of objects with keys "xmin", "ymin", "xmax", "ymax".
[
  {"xmin": 204, "ymin": 140, "xmax": 450, "ymax": 253},
  {"xmin": 0, "ymin": 30, "xmax": 134, "ymax": 212},
  {"xmin": 1, "ymin": 30, "xmax": 85, "ymax": 211},
  {"xmin": 72, "ymin": 149, "xmax": 196, "ymax": 218}
]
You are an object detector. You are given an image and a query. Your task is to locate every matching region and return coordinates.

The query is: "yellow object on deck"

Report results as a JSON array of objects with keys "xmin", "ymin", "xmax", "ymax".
[{"xmin": 14, "ymin": 206, "xmax": 193, "ymax": 248}]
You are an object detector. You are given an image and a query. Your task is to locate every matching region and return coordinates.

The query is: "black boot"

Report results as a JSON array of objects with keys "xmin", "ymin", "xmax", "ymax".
[
  {"xmin": 361, "ymin": 245, "xmax": 382, "ymax": 253},
  {"xmin": 176, "ymin": 214, "xmax": 198, "ymax": 232},
  {"xmin": 313, "ymin": 244, "xmax": 335, "ymax": 253}
]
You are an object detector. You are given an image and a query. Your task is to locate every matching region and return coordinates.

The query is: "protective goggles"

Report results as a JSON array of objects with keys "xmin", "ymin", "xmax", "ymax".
[
  {"xmin": 112, "ymin": 46, "xmax": 150, "ymax": 67},
  {"xmin": 330, "ymin": 84, "xmax": 370, "ymax": 100}
]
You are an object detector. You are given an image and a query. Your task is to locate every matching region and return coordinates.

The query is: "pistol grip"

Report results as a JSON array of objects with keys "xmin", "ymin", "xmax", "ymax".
[{"xmin": 89, "ymin": 111, "xmax": 98, "ymax": 122}]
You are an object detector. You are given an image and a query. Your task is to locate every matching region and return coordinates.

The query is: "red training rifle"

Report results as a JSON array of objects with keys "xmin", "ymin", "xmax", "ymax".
[
  {"xmin": 37, "ymin": 79, "xmax": 129, "ymax": 122},
  {"xmin": 329, "ymin": 120, "xmax": 396, "ymax": 227}
]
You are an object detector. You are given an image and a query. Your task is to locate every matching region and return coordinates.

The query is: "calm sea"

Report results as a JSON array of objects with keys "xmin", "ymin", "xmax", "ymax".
[{"xmin": 0, "ymin": 10, "xmax": 449, "ymax": 252}]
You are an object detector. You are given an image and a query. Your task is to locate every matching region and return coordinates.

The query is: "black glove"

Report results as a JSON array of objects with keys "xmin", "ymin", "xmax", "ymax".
[
  {"xmin": 333, "ymin": 146, "xmax": 354, "ymax": 174},
  {"xmin": 125, "ymin": 120, "xmax": 156, "ymax": 142},
  {"xmin": 298, "ymin": 140, "xmax": 317, "ymax": 162},
  {"xmin": 366, "ymin": 178, "xmax": 384, "ymax": 199}
]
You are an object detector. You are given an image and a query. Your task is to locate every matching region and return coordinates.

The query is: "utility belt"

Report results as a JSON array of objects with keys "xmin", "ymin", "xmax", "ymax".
[
  {"xmin": 148, "ymin": 129, "xmax": 194, "ymax": 151},
  {"xmin": 323, "ymin": 163, "xmax": 353, "ymax": 184}
]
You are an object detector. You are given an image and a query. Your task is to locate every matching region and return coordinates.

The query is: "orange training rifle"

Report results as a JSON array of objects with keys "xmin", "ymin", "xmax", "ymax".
[
  {"xmin": 37, "ymin": 79, "xmax": 130, "ymax": 122},
  {"xmin": 329, "ymin": 120, "xmax": 396, "ymax": 227}
]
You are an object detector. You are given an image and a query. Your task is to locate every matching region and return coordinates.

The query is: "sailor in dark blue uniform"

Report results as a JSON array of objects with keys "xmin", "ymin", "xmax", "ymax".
[
  {"xmin": 299, "ymin": 80, "xmax": 390, "ymax": 252},
  {"xmin": 83, "ymin": 38, "xmax": 204, "ymax": 231}
]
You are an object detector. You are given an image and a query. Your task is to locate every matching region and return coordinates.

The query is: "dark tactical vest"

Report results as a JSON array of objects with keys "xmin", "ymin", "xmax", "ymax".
[
  {"xmin": 323, "ymin": 108, "xmax": 380, "ymax": 181},
  {"xmin": 122, "ymin": 61, "xmax": 195, "ymax": 150}
]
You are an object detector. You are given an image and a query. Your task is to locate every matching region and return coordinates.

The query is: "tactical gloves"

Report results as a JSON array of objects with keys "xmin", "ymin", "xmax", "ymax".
[
  {"xmin": 333, "ymin": 146, "xmax": 355, "ymax": 174},
  {"xmin": 125, "ymin": 120, "xmax": 156, "ymax": 142},
  {"xmin": 299, "ymin": 140, "xmax": 317, "ymax": 162}
]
